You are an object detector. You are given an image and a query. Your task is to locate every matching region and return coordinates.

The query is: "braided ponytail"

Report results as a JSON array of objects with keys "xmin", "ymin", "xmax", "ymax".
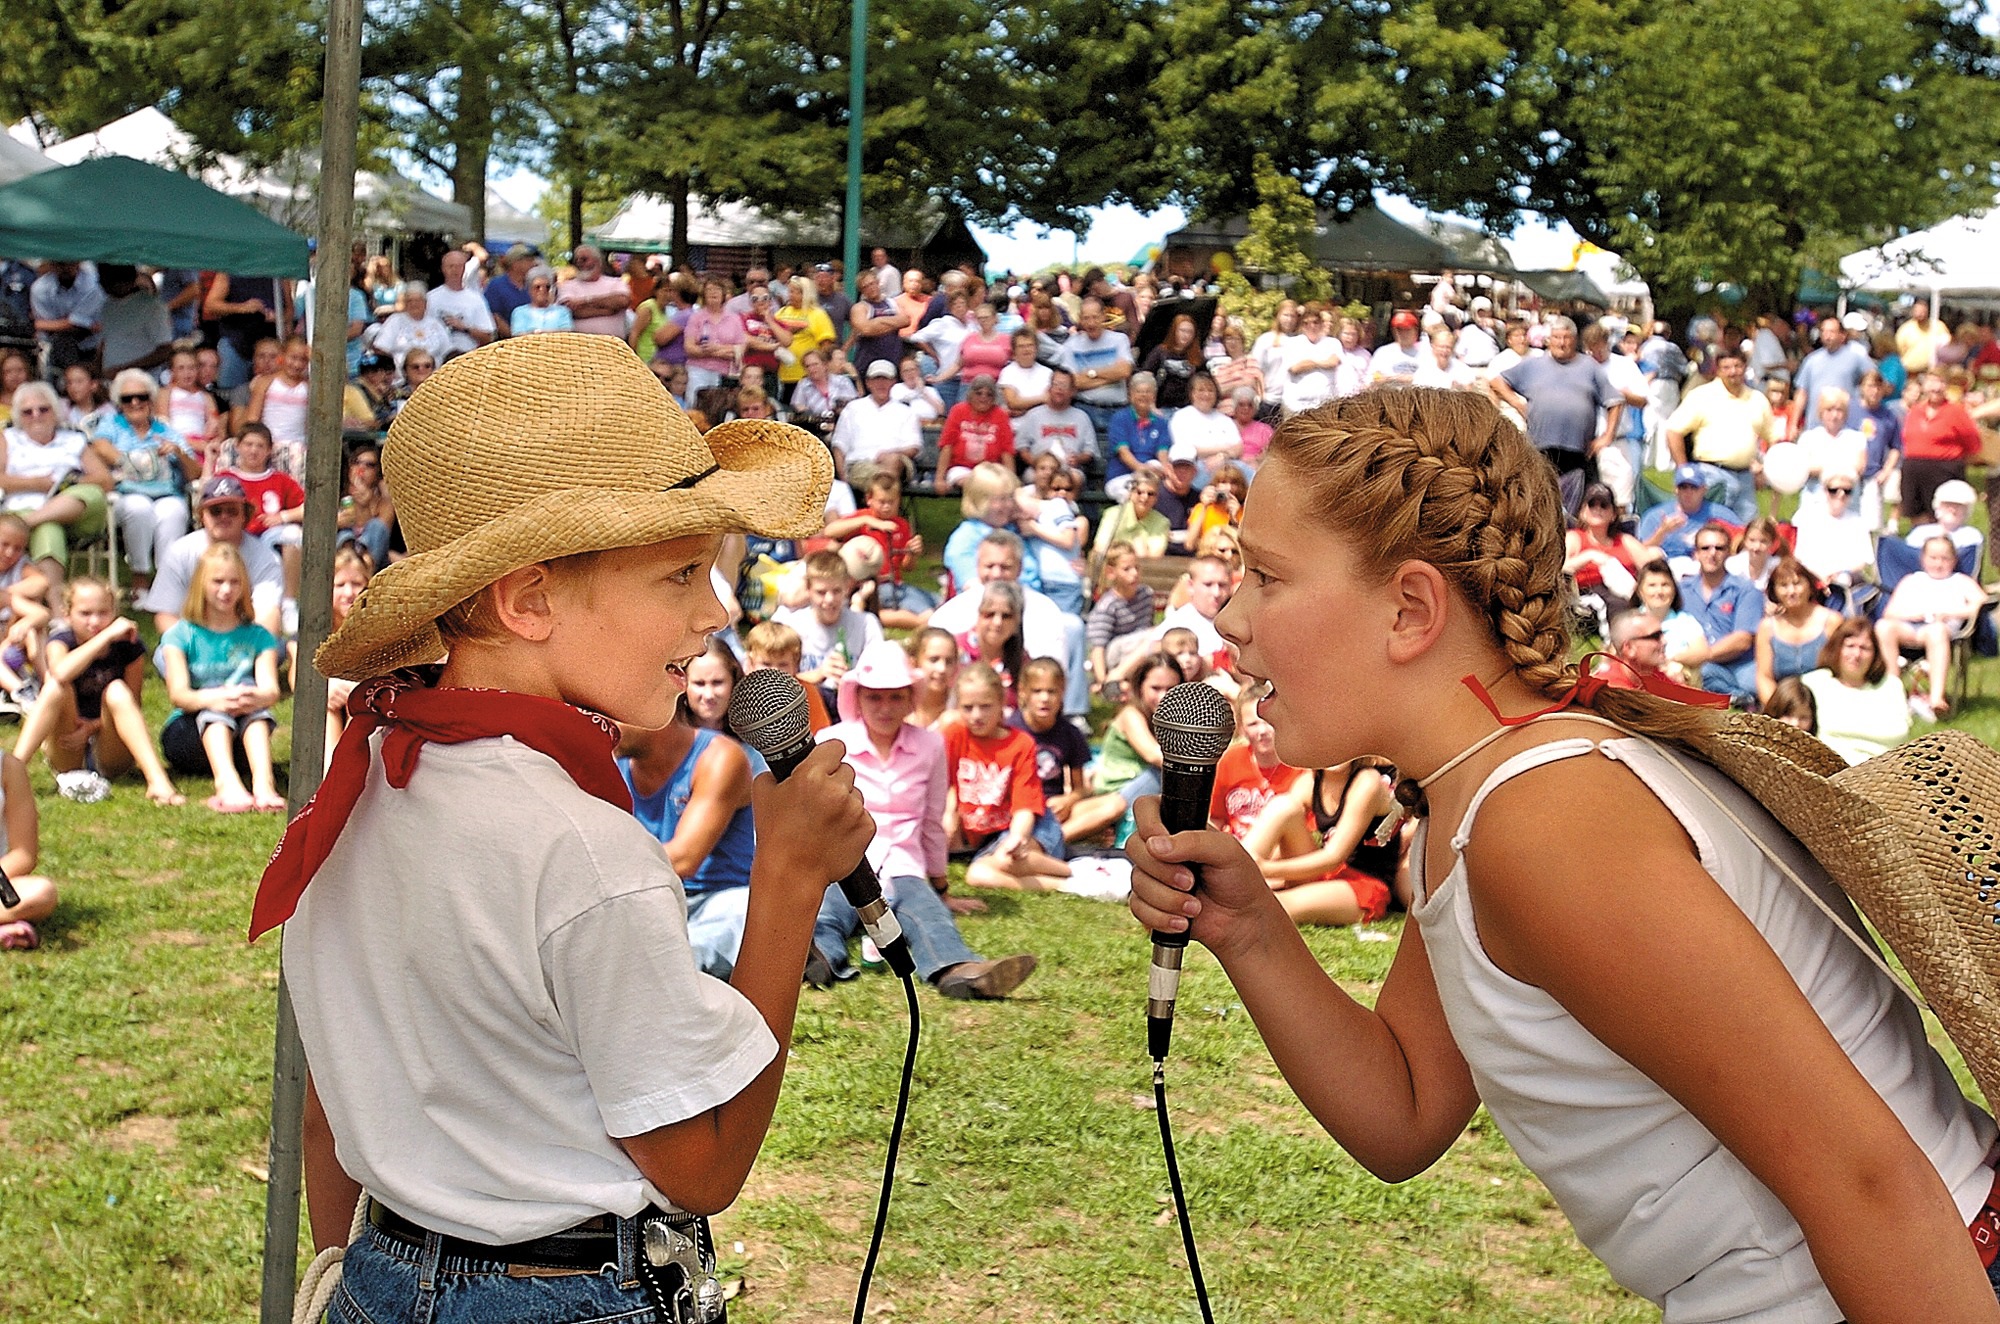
[{"xmin": 1268, "ymin": 386, "xmax": 1726, "ymax": 748}]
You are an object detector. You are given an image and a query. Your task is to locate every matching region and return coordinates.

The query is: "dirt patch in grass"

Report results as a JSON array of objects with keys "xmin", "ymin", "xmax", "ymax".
[
  {"xmin": 102, "ymin": 1114, "xmax": 179, "ymax": 1153},
  {"xmin": 138, "ymin": 928, "xmax": 208, "ymax": 948}
]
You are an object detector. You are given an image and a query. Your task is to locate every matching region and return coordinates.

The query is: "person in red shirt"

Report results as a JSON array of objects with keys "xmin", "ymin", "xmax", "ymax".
[
  {"xmin": 223, "ymin": 422, "xmax": 306, "ymax": 607},
  {"xmin": 944, "ymin": 663, "xmax": 1069, "ymax": 891},
  {"xmin": 1899, "ymin": 370, "xmax": 1983, "ymax": 521},
  {"xmin": 1208, "ymin": 686, "xmax": 1304, "ymax": 840},
  {"xmin": 935, "ymin": 375, "xmax": 1017, "ymax": 493}
]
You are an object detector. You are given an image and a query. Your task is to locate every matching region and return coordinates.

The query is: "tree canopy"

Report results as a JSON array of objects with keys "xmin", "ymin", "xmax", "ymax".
[{"xmin": 4, "ymin": 0, "xmax": 1994, "ymax": 312}]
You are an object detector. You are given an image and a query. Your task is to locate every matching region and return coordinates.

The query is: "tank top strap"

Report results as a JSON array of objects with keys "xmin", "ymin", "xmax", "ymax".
[
  {"xmin": 666, "ymin": 727, "xmax": 719, "ymax": 803},
  {"xmin": 1427, "ymin": 711, "xmax": 1629, "ymax": 860}
]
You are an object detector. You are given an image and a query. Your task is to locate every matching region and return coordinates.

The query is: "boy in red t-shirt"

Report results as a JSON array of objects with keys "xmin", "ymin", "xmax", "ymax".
[
  {"xmin": 224, "ymin": 422, "xmax": 307, "ymax": 609},
  {"xmin": 944, "ymin": 663, "xmax": 1070, "ymax": 891},
  {"xmin": 1208, "ymin": 684, "xmax": 1304, "ymax": 840}
]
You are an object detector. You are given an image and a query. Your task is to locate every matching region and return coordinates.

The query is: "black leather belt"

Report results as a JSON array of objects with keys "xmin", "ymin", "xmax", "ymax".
[{"xmin": 367, "ymin": 1198, "xmax": 623, "ymax": 1270}]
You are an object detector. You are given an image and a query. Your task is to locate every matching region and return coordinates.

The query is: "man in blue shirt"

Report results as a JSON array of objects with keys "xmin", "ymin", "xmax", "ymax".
[
  {"xmin": 1677, "ymin": 521, "xmax": 1763, "ymax": 703},
  {"xmin": 1638, "ymin": 464, "xmax": 1739, "ymax": 569},
  {"xmin": 1789, "ymin": 315, "xmax": 1874, "ymax": 432}
]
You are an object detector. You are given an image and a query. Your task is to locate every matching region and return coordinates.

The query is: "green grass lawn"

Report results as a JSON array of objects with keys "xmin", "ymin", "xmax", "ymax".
[{"xmin": 1, "ymin": 486, "xmax": 1994, "ymax": 1321}]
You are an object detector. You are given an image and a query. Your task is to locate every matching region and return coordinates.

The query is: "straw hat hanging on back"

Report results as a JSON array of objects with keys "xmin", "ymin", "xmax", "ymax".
[
  {"xmin": 317, "ymin": 333, "xmax": 832, "ymax": 680},
  {"xmin": 1669, "ymin": 713, "xmax": 2000, "ymax": 1107}
]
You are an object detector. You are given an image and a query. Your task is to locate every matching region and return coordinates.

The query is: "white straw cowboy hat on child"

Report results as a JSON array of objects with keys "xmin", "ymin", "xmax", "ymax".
[{"xmin": 318, "ymin": 333, "xmax": 833, "ymax": 680}]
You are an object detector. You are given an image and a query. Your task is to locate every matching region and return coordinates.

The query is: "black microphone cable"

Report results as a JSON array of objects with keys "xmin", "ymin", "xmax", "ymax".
[
  {"xmin": 727, "ymin": 669, "xmax": 918, "ymax": 1324},
  {"xmin": 1144, "ymin": 682, "xmax": 1235, "ymax": 1324}
]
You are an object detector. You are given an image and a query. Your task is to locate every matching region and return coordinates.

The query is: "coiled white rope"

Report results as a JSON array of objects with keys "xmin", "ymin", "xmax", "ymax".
[{"xmin": 292, "ymin": 1194, "xmax": 369, "ymax": 1324}]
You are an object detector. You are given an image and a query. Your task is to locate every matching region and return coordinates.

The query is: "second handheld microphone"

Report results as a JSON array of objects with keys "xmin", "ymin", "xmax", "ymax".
[
  {"xmin": 1146, "ymin": 682, "xmax": 1236, "ymax": 1060},
  {"xmin": 727, "ymin": 668, "xmax": 917, "ymax": 979}
]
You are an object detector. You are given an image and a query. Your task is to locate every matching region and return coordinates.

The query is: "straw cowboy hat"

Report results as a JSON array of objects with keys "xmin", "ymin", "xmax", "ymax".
[
  {"xmin": 317, "ymin": 333, "xmax": 832, "ymax": 679},
  {"xmin": 1673, "ymin": 713, "xmax": 1999, "ymax": 1106}
]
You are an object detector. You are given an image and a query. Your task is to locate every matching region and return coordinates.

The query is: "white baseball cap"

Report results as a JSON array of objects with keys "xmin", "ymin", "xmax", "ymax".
[{"xmin": 1933, "ymin": 479, "xmax": 1976, "ymax": 507}]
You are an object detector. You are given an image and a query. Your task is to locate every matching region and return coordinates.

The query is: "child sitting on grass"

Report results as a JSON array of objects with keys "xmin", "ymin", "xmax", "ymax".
[
  {"xmin": 159, "ymin": 543, "xmax": 284, "ymax": 813},
  {"xmin": 1087, "ymin": 540, "xmax": 1157, "ymax": 696},
  {"xmin": 1209, "ymin": 682, "xmax": 1304, "ymax": 841},
  {"xmin": 906, "ymin": 626, "xmax": 959, "ymax": 730},
  {"xmin": 1239, "ymin": 756, "xmax": 1404, "ymax": 926},
  {"xmin": 822, "ymin": 470, "xmax": 930, "ymax": 622},
  {"xmin": 813, "ymin": 641, "xmax": 1038, "ymax": 994},
  {"xmin": 945, "ymin": 663, "xmax": 1071, "ymax": 892},
  {"xmin": 0, "ymin": 747, "xmax": 57, "ymax": 949},
  {"xmin": 13, "ymin": 576, "xmax": 181, "ymax": 804},
  {"xmin": 1009, "ymin": 657, "xmax": 1092, "ymax": 858},
  {"xmin": 744, "ymin": 619, "xmax": 832, "ymax": 732},
  {"xmin": 1063, "ymin": 651, "xmax": 1185, "ymax": 847},
  {"xmin": 0, "ymin": 512, "xmax": 51, "ymax": 707}
]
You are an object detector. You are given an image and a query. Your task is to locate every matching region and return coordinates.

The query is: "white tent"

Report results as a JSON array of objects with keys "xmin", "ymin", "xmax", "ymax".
[
  {"xmin": 1839, "ymin": 201, "xmax": 2000, "ymax": 304},
  {"xmin": 0, "ymin": 132, "xmax": 56, "ymax": 186},
  {"xmin": 483, "ymin": 188, "xmax": 548, "ymax": 249}
]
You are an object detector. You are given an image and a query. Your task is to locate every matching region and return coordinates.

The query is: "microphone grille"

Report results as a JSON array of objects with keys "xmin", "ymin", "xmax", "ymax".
[
  {"xmin": 1151, "ymin": 682, "xmax": 1236, "ymax": 764},
  {"xmin": 727, "ymin": 669, "xmax": 811, "ymax": 752}
]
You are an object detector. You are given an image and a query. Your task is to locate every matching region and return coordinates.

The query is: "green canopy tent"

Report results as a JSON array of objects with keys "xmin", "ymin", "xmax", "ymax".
[{"xmin": 0, "ymin": 154, "xmax": 308, "ymax": 276}]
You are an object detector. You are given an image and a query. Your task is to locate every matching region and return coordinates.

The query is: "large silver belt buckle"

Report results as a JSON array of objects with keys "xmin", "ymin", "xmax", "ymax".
[{"xmin": 643, "ymin": 1216, "xmax": 724, "ymax": 1323}]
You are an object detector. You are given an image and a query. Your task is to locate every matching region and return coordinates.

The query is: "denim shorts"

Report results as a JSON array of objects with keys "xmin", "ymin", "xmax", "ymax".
[{"xmin": 328, "ymin": 1221, "xmax": 658, "ymax": 1324}]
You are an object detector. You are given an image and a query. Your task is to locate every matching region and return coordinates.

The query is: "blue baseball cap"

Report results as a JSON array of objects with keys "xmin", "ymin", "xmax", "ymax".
[{"xmin": 1673, "ymin": 464, "xmax": 1705, "ymax": 488}]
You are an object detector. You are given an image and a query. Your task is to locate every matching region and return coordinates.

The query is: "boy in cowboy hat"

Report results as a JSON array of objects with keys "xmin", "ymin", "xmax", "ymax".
[{"xmin": 252, "ymin": 333, "xmax": 875, "ymax": 1323}]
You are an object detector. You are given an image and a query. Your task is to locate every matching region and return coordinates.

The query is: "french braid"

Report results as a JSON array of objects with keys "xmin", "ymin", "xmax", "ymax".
[{"xmin": 1268, "ymin": 385, "xmax": 1725, "ymax": 747}]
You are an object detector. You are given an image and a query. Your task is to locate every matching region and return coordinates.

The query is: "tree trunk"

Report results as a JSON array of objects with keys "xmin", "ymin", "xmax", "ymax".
[
  {"xmin": 670, "ymin": 173, "xmax": 691, "ymax": 268},
  {"xmin": 569, "ymin": 182, "xmax": 585, "ymax": 254},
  {"xmin": 453, "ymin": 139, "xmax": 489, "ymax": 240}
]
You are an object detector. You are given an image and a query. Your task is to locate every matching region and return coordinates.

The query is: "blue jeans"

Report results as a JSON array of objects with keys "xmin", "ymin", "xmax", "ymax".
[
  {"xmin": 1694, "ymin": 461, "xmax": 1758, "ymax": 523},
  {"xmin": 687, "ymin": 886, "xmax": 750, "ymax": 979},
  {"xmin": 1700, "ymin": 654, "xmax": 1758, "ymax": 704},
  {"xmin": 340, "ymin": 519, "xmax": 392, "ymax": 569},
  {"xmin": 217, "ymin": 338, "xmax": 253, "ymax": 390},
  {"xmin": 329, "ymin": 1221, "xmax": 656, "ymax": 1324},
  {"xmin": 1060, "ymin": 614, "xmax": 1090, "ymax": 716},
  {"xmin": 813, "ymin": 874, "xmax": 978, "ymax": 982},
  {"xmin": 1077, "ymin": 401, "xmax": 1122, "ymax": 439},
  {"xmin": 875, "ymin": 579, "xmax": 938, "ymax": 614}
]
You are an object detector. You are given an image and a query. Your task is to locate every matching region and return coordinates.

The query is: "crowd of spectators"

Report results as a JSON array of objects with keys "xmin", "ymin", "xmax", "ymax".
[{"xmin": 0, "ymin": 242, "xmax": 1992, "ymax": 964}]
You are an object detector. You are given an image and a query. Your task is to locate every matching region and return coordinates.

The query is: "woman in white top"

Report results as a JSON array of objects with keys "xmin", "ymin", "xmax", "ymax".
[
  {"xmin": 890, "ymin": 354, "xmax": 944, "ymax": 423},
  {"xmin": 1128, "ymin": 385, "xmax": 1999, "ymax": 1324},
  {"xmin": 1790, "ymin": 474, "xmax": 1876, "ymax": 608},
  {"xmin": 1799, "ymin": 615, "xmax": 1913, "ymax": 763},
  {"xmin": 1167, "ymin": 372, "xmax": 1241, "ymax": 469},
  {"xmin": 1278, "ymin": 305, "xmax": 1341, "ymax": 414}
]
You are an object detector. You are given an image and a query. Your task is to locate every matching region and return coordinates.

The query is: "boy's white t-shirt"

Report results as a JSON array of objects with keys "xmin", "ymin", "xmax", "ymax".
[
  {"xmin": 772, "ymin": 603, "xmax": 882, "ymax": 674},
  {"xmin": 285, "ymin": 734, "xmax": 778, "ymax": 1243},
  {"xmin": 1028, "ymin": 497, "xmax": 1083, "ymax": 588}
]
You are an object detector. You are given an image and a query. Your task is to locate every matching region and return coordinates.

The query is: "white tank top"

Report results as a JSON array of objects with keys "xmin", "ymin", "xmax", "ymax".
[
  {"xmin": 1412, "ymin": 730, "xmax": 1997, "ymax": 1323},
  {"xmin": 262, "ymin": 376, "xmax": 310, "ymax": 443},
  {"xmin": 166, "ymin": 386, "xmax": 211, "ymax": 440}
]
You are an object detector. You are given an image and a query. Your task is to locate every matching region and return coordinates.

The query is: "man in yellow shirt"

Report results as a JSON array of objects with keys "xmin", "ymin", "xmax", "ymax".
[
  {"xmin": 1895, "ymin": 304, "xmax": 1952, "ymax": 375},
  {"xmin": 1663, "ymin": 345, "xmax": 1777, "ymax": 521}
]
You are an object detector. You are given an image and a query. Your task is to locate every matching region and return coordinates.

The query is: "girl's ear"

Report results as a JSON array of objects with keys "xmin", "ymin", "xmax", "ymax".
[{"xmin": 1384, "ymin": 560, "xmax": 1453, "ymax": 665}]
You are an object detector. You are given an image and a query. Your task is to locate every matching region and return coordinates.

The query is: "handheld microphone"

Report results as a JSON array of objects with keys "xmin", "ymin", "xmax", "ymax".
[
  {"xmin": 727, "ymin": 669, "xmax": 916, "ymax": 979},
  {"xmin": 1146, "ymin": 682, "xmax": 1235, "ymax": 1060}
]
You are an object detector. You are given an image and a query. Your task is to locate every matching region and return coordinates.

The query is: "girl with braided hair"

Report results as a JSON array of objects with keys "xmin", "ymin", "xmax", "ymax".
[{"xmin": 1127, "ymin": 385, "xmax": 2000, "ymax": 1322}]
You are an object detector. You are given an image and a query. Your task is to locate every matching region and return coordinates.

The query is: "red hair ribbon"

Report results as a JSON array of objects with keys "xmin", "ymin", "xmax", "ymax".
[{"xmin": 1462, "ymin": 652, "xmax": 1730, "ymax": 728}]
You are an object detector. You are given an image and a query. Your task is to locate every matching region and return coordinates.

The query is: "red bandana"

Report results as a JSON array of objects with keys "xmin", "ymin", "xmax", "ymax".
[
  {"xmin": 248, "ymin": 671, "xmax": 631, "ymax": 941},
  {"xmin": 1462, "ymin": 652, "xmax": 1731, "ymax": 727}
]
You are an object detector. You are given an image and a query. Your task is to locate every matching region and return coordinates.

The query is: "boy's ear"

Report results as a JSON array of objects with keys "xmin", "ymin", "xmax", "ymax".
[{"xmin": 487, "ymin": 564, "xmax": 558, "ymax": 642}]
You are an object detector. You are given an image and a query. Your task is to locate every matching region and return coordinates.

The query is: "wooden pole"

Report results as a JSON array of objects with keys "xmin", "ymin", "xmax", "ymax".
[{"xmin": 259, "ymin": 0, "xmax": 362, "ymax": 1316}]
